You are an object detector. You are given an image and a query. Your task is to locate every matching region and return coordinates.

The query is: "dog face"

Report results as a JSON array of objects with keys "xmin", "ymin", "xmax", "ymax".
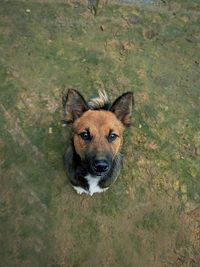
[{"xmin": 63, "ymin": 89, "xmax": 134, "ymax": 177}]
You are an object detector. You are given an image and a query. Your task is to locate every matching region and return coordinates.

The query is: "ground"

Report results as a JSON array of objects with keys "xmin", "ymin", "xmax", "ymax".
[{"xmin": 0, "ymin": 0, "xmax": 200, "ymax": 266}]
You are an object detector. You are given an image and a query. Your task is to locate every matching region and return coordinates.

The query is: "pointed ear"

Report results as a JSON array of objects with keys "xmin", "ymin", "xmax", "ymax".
[
  {"xmin": 62, "ymin": 89, "xmax": 88, "ymax": 123},
  {"xmin": 110, "ymin": 92, "xmax": 134, "ymax": 126}
]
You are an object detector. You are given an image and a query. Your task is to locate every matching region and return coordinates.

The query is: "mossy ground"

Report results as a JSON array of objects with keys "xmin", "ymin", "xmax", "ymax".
[{"xmin": 0, "ymin": 0, "xmax": 200, "ymax": 266}]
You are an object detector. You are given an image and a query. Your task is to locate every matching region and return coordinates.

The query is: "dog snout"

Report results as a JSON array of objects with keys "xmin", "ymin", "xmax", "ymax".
[{"xmin": 93, "ymin": 159, "xmax": 109, "ymax": 174}]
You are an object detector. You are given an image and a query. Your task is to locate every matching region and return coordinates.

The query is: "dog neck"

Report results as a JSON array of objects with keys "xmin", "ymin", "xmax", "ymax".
[{"xmin": 64, "ymin": 141, "xmax": 122, "ymax": 190}]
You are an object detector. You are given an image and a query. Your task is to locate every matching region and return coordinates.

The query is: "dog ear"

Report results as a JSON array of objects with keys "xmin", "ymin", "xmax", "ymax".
[
  {"xmin": 110, "ymin": 92, "xmax": 134, "ymax": 126},
  {"xmin": 63, "ymin": 89, "xmax": 88, "ymax": 123}
]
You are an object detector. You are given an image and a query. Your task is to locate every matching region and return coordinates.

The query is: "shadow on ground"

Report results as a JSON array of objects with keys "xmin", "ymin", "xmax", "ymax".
[{"xmin": 0, "ymin": 0, "xmax": 200, "ymax": 266}]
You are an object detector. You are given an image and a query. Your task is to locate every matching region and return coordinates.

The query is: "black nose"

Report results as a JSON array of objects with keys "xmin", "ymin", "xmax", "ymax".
[{"xmin": 93, "ymin": 160, "xmax": 109, "ymax": 173}]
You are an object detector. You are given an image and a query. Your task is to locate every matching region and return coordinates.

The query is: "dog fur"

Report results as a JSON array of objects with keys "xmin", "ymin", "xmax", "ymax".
[{"xmin": 63, "ymin": 89, "xmax": 134, "ymax": 195}]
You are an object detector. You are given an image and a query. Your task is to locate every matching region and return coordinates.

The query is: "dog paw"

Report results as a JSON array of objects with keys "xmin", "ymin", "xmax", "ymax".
[{"xmin": 73, "ymin": 186, "xmax": 89, "ymax": 195}]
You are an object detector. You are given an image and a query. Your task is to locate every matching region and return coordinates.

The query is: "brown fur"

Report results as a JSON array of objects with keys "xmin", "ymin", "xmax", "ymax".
[
  {"xmin": 73, "ymin": 110, "xmax": 124, "ymax": 160},
  {"xmin": 63, "ymin": 89, "xmax": 134, "ymax": 195}
]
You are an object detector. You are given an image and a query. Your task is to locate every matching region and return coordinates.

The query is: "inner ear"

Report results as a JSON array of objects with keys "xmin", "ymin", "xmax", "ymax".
[
  {"xmin": 63, "ymin": 89, "xmax": 88, "ymax": 123},
  {"xmin": 110, "ymin": 92, "xmax": 134, "ymax": 126}
]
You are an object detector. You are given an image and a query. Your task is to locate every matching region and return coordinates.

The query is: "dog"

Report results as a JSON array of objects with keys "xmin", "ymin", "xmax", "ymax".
[{"xmin": 62, "ymin": 89, "xmax": 134, "ymax": 196}]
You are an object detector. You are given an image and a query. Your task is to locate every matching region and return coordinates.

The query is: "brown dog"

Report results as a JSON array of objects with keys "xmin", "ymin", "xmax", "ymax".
[{"xmin": 63, "ymin": 89, "xmax": 134, "ymax": 195}]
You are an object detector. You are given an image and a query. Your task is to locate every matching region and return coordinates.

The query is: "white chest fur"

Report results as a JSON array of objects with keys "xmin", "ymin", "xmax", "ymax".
[{"xmin": 73, "ymin": 175, "xmax": 108, "ymax": 196}]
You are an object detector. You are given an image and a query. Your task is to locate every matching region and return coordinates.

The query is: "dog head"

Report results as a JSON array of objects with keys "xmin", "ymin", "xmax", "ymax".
[{"xmin": 63, "ymin": 89, "xmax": 134, "ymax": 177}]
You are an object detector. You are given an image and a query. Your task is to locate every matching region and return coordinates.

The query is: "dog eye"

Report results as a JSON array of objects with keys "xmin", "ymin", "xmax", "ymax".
[
  {"xmin": 79, "ymin": 131, "xmax": 91, "ymax": 141},
  {"xmin": 107, "ymin": 132, "xmax": 118, "ymax": 143}
]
